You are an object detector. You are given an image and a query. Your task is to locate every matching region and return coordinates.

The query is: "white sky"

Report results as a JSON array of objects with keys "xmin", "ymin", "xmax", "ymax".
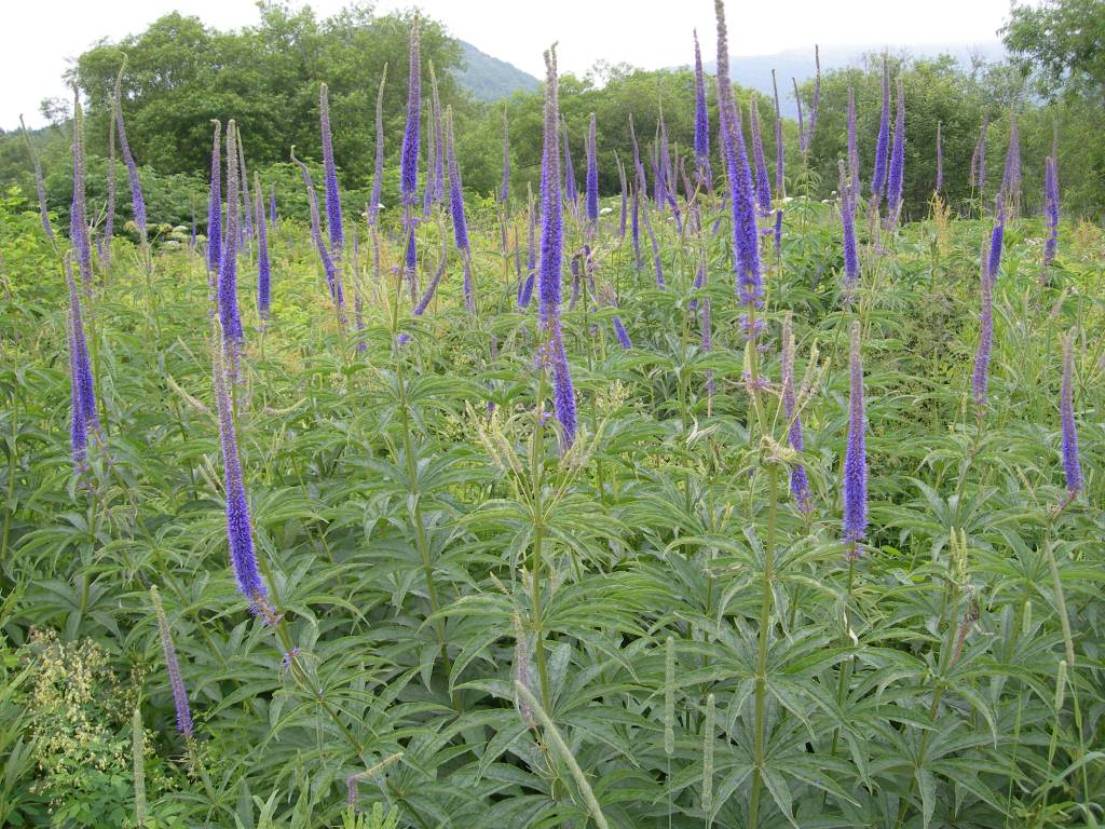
[{"xmin": 4, "ymin": 0, "xmax": 1022, "ymax": 130}]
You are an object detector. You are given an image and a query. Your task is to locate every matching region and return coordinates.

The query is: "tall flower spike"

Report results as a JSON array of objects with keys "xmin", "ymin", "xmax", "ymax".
[
  {"xmin": 269, "ymin": 183, "xmax": 277, "ymax": 225},
  {"xmin": 749, "ymin": 96, "xmax": 771, "ymax": 217},
  {"xmin": 562, "ymin": 118, "xmax": 578, "ymax": 210},
  {"xmin": 401, "ymin": 20, "xmax": 421, "ymax": 298},
  {"xmin": 771, "ymin": 69, "xmax": 785, "ymax": 253},
  {"xmin": 70, "ymin": 88, "xmax": 93, "ymax": 293},
  {"xmin": 113, "ymin": 60, "xmax": 147, "ymax": 240},
  {"xmin": 792, "ymin": 78, "xmax": 805, "ymax": 154},
  {"xmin": 1000, "ymin": 117, "xmax": 1021, "ymax": 216},
  {"xmin": 987, "ymin": 199, "xmax": 1006, "ymax": 283},
  {"xmin": 972, "ymin": 117, "xmax": 989, "ymax": 192},
  {"xmin": 500, "ymin": 104, "xmax": 511, "ymax": 205},
  {"xmin": 212, "ymin": 332, "xmax": 267, "ymax": 607},
  {"xmin": 885, "ymin": 78, "xmax": 906, "ymax": 226},
  {"xmin": 615, "ymin": 152, "xmax": 627, "ymax": 239},
  {"xmin": 870, "ymin": 56, "xmax": 890, "ymax": 205},
  {"xmin": 67, "ymin": 311, "xmax": 87, "ymax": 471},
  {"xmin": 1043, "ymin": 154, "xmax": 1059, "ymax": 266},
  {"xmin": 1060, "ymin": 332, "xmax": 1082, "ymax": 496},
  {"xmin": 846, "ymin": 87, "xmax": 859, "ymax": 195},
  {"xmin": 291, "ymin": 148, "xmax": 345, "ymax": 321},
  {"xmin": 430, "ymin": 62, "xmax": 445, "ymax": 203},
  {"xmin": 840, "ymin": 161, "xmax": 859, "ymax": 292},
  {"xmin": 206, "ymin": 121, "xmax": 222, "ymax": 279},
  {"xmin": 842, "ymin": 321, "xmax": 867, "ymax": 550},
  {"xmin": 692, "ymin": 30, "xmax": 711, "ymax": 187},
  {"xmin": 218, "ymin": 122, "xmax": 245, "ymax": 356},
  {"xmin": 445, "ymin": 107, "xmax": 475, "ymax": 313},
  {"xmin": 934, "ymin": 120, "xmax": 943, "ymax": 193},
  {"xmin": 971, "ymin": 237, "xmax": 993, "ymax": 409},
  {"xmin": 367, "ymin": 65, "xmax": 388, "ymax": 227},
  {"xmin": 782, "ymin": 315, "xmax": 813, "ymax": 513},
  {"xmin": 805, "ymin": 45, "xmax": 821, "ymax": 152},
  {"xmin": 319, "ymin": 82, "xmax": 344, "ymax": 256},
  {"xmin": 585, "ymin": 112, "xmax": 599, "ymax": 228},
  {"xmin": 149, "ymin": 586, "xmax": 194, "ymax": 739},
  {"xmin": 19, "ymin": 115, "xmax": 54, "ymax": 241},
  {"xmin": 65, "ymin": 256, "xmax": 99, "ymax": 434},
  {"xmin": 539, "ymin": 45, "xmax": 578, "ymax": 450},
  {"xmin": 237, "ymin": 129, "xmax": 252, "ymax": 242},
  {"xmin": 714, "ymin": 0, "xmax": 762, "ymax": 309},
  {"xmin": 103, "ymin": 87, "xmax": 118, "ymax": 264},
  {"xmin": 255, "ymin": 172, "xmax": 270, "ymax": 321},
  {"xmin": 519, "ymin": 195, "xmax": 536, "ymax": 308}
]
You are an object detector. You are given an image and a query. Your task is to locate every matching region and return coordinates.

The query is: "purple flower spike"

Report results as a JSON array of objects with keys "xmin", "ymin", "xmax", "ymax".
[
  {"xmin": 206, "ymin": 121, "xmax": 222, "ymax": 278},
  {"xmin": 840, "ymin": 161, "xmax": 859, "ymax": 291},
  {"xmin": 269, "ymin": 184, "xmax": 277, "ymax": 226},
  {"xmin": 792, "ymin": 77, "xmax": 805, "ymax": 155},
  {"xmin": 67, "ymin": 313, "xmax": 87, "ymax": 471},
  {"xmin": 562, "ymin": 118, "xmax": 578, "ymax": 211},
  {"xmin": 842, "ymin": 322, "xmax": 867, "ymax": 549},
  {"xmin": 846, "ymin": 88, "xmax": 859, "ymax": 196},
  {"xmin": 255, "ymin": 173, "xmax": 270, "ymax": 321},
  {"xmin": 782, "ymin": 316, "xmax": 813, "ymax": 513},
  {"xmin": 430, "ymin": 63, "xmax": 445, "ymax": 206},
  {"xmin": 885, "ymin": 78, "xmax": 906, "ymax": 226},
  {"xmin": 19, "ymin": 115, "xmax": 54, "ymax": 241},
  {"xmin": 292, "ymin": 148, "xmax": 345, "ymax": 323},
  {"xmin": 616, "ymin": 152, "xmax": 628, "ymax": 239},
  {"xmin": 212, "ymin": 336, "xmax": 267, "ymax": 608},
  {"xmin": 585, "ymin": 112, "xmax": 599, "ymax": 228},
  {"xmin": 714, "ymin": 1, "xmax": 763, "ymax": 309},
  {"xmin": 150, "ymin": 586, "xmax": 194, "ymax": 739},
  {"xmin": 237, "ymin": 132, "xmax": 252, "ymax": 242},
  {"xmin": 368, "ymin": 66, "xmax": 388, "ymax": 227},
  {"xmin": 218, "ymin": 122, "xmax": 245, "ymax": 351},
  {"xmin": 65, "ymin": 258, "xmax": 99, "ymax": 435},
  {"xmin": 693, "ymin": 30, "xmax": 712, "ymax": 187},
  {"xmin": 519, "ymin": 199, "xmax": 536, "ymax": 308},
  {"xmin": 400, "ymin": 21, "xmax": 421, "ymax": 207},
  {"xmin": 934, "ymin": 120, "xmax": 943, "ymax": 193},
  {"xmin": 69, "ymin": 90, "xmax": 93, "ymax": 293},
  {"xmin": 749, "ymin": 96, "xmax": 771, "ymax": 217},
  {"xmin": 870, "ymin": 57, "xmax": 891, "ymax": 206},
  {"xmin": 771, "ymin": 70, "xmax": 785, "ymax": 254},
  {"xmin": 445, "ymin": 108, "xmax": 475, "ymax": 314},
  {"xmin": 113, "ymin": 63, "xmax": 147, "ymax": 240},
  {"xmin": 806, "ymin": 45, "xmax": 821, "ymax": 152},
  {"xmin": 971, "ymin": 239, "xmax": 994, "ymax": 410},
  {"xmin": 1060, "ymin": 332, "xmax": 1082, "ymax": 496},
  {"xmin": 319, "ymin": 83, "xmax": 344, "ymax": 256},
  {"xmin": 987, "ymin": 201, "xmax": 1006, "ymax": 283},
  {"xmin": 1044, "ymin": 154, "xmax": 1059, "ymax": 266},
  {"xmin": 538, "ymin": 46, "xmax": 577, "ymax": 450},
  {"xmin": 500, "ymin": 106, "xmax": 511, "ymax": 205},
  {"xmin": 640, "ymin": 197, "xmax": 664, "ymax": 287}
]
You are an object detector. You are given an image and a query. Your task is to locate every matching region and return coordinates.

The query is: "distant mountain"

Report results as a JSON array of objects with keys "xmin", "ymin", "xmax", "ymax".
[
  {"xmin": 708, "ymin": 42, "xmax": 1006, "ymax": 117},
  {"xmin": 454, "ymin": 41, "xmax": 540, "ymax": 102}
]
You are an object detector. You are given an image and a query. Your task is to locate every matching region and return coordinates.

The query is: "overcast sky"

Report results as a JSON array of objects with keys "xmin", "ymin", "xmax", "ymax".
[{"xmin": 4, "ymin": 0, "xmax": 1022, "ymax": 130}]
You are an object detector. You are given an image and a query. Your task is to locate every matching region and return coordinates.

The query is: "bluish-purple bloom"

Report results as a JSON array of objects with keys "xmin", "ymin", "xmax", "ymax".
[
  {"xmin": 212, "ymin": 337, "xmax": 267, "ymax": 607},
  {"xmin": 65, "ymin": 257, "xmax": 99, "ymax": 457},
  {"xmin": 847, "ymin": 87, "xmax": 859, "ymax": 196},
  {"xmin": 585, "ymin": 112, "xmax": 599, "ymax": 227},
  {"xmin": 1044, "ymin": 154, "xmax": 1059, "ymax": 266},
  {"xmin": 401, "ymin": 22, "xmax": 421, "ymax": 207},
  {"xmin": 971, "ymin": 117, "xmax": 988, "ymax": 192},
  {"xmin": 207, "ymin": 121, "xmax": 222, "ymax": 277},
  {"xmin": 934, "ymin": 120, "xmax": 943, "ymax": 193},
  {"xmin": 840, "ymin": 161, "xmax": 859, "ymax": 291},
  {"xmin": 218, "ymin": 122, "xmax": 245, "ymax": 350},
  {"xmin": 749, "ymin": 96, "xmax": 771, "ymax": 217},
  {"xmin": 616, "ymin": 152, "xmax": 628, "ymax": 239},
  {"xmin": 885, "ymin": 78, "xmax": 906, "ymax": 226},
  {"xmin": 500, "ymin": 105, "xmax": 511, "ymax": 205},
  {"xmin": 292, "ymin": 150, "xmax": 345, "ymax": 322},
  {"xmin": 150, "ymin": 586, "xmax": 194, "ymax": 739},
  {"xmin": 1060, "ymin": 332, "xmax": 1082, "ymax": 495},
  {"xmin": 538, "ymin": 46, "xmax": 577, "ymax": 450},
  {"xmin": 772, "ymin": 69, "xmax": 785, "ymax": 254},
  {"xmin": 782, "ymin": 316, "xmax": 812, "ymax": 513},
  {"xmin": 67, "ymin": 312, "xmax": 86, "ymax": 471},
  {"xmin": 368, "ymin": 66, "xmax": 388, "ymax": 227},
  {"xmin": 987, "ymin": 201, "xmax": 1006, "ymax": 283},
  {"xmin": 971, "ymin": 238, "xmax": 994, "ymax": 409},
  {"xmin": 269, "ymin": 183, "xmax": 277, "ymax": 225},
  {"xmin": 69, "ymin": 90, "xmax": 93, "ymax": 293},
  {"xmin": 113, "ymin": 67, "xmax": 147, "ymax": 239},
  {"xmin": 870, "ymin": 57, "xmax": 891, "ymax": 205},
  {"xmin": 519, "ymin": 199, "xmax": 536, "ymax": 308},
  {"xmin": 792, "ymin": 77, "xmax": 805, "ymax": 155},
  {"xmin": 319, "ymin": 83, "xmax": 344, "ymax": 256},
  {"xmin": 20, "ymin": 114, "xmax": 54, "ymax": 242},
  {"xmin": 693, "ymin": 30, "xmax": 712, "ymax": 186},
  {"xmin": 237, "ymin": 131, "xmax": 252, "ymax": 242},
  {"xmin": 445, "ymin": 108, "xmax": 475, "ymax": 314},
  {"xmin": 255, "ymin": 173, "xmax": 270, "ymax": 321},
  {"xmin": 842, "ymin": 322, "xmax": 867, "ymax": 548}
]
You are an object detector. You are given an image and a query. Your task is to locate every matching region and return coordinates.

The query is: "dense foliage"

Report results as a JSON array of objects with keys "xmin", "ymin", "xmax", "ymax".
[{"xmin": 1, "ymin": 1, "xmax": 1104, "ymax": 826}]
